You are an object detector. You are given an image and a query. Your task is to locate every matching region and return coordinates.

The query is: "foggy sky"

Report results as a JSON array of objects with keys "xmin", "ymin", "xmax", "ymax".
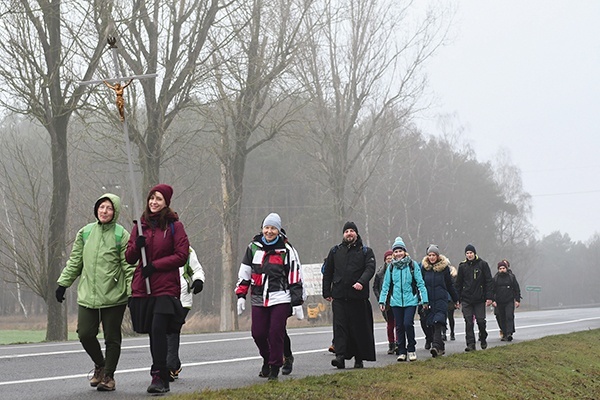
[{"xmin": 418, "ymin": 1, "xmax": 600, "ymax": 242}]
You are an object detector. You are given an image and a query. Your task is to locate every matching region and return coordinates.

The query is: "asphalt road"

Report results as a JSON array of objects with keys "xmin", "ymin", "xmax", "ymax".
[{"xmin": 1, "ymin": 306, "xmax": 599, "ymax": 399}]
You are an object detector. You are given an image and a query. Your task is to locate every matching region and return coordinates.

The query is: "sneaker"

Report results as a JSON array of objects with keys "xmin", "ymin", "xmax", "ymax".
[
  {"xmin": 96, "ymin": 375, "xmax": 115, "ymax": 391},
  {"xmin": 89, "ymin": 365, "xmax": 105, "ymax": 387},
  {"xmin": 397, "ymin": 353, "xmax": 407, "ymax": 362},
  {"xmin": 354, "ymin": 359, "xmax": 364, "ymax": 369},
  {"xmin": 331, "ymin": 356, "xmax": 345, "ymax": 369},
  {"xmin": 268, "ymin": 366, "xmax": 280, "ymax": 381},
  {"xmin": 258, "ymin": 363, "xmax": 270, "ymax": 378},
  {"xmin": 169, "ymin": 366, "xmax": 182, "ymax": 382},
  {"xmin": 147, "ymin": 371, "xmax": 169, "ymax": 394},
  {"xmin": 465, "ymin": 344, "xmax": 476, "ymax": 352},
  {"xmin": 424, "ymin": 341, "xmax": 431, "ymax": 350},
  {"xmin": 408, "ymin": 352, "xmax": 417, "ymax": 361},
  {"xmin": 480, "ymin": 339, "xmax": 488, "ymax": 349},
  {"xmin": 430, "ymin": 347, "xmax": 438, "ymax": 358},
  {"xmin": 281, "ymin": 355, "xmax": 294, "ymax": 375},
  {"xmin": 387, "ymin": 342, "xmax": 395, "ymax": 355}
]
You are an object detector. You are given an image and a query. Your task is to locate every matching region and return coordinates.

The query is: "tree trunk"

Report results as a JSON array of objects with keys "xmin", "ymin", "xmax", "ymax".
[{"xmin": 45, "ymin": 121, "xmax": 70, "ymax": 341}]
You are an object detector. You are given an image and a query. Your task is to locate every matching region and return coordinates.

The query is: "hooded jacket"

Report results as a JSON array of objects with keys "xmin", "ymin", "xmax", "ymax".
[
  {"xmin": 57, "ymin": 193, "xmax": 134, "ymax": 308},
  {"xmin": 322, "ymin": 235, "xmax": 376, "ymax": 300},
  {"xmin": 421, "ymin": 254, "xmax": 458, "ymax": 325},
  {"xmin": 378, "ymin": 255, "xmax": 428, "ymax": 307}
]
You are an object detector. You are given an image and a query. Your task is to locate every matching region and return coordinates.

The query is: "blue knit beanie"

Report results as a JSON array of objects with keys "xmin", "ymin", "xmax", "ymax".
[
  {"xmin": 392, "ymin": 236, "xmax": 406, "ymax": 251},
  {"xmin": 262, "ymin": 213, "xmax": 282, "ymax": 231}
]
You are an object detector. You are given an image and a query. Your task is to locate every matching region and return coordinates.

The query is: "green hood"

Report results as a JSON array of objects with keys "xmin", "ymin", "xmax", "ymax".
[{"xmin": 94, "ymin": 193, "xmax": 121, "ymax": 224}]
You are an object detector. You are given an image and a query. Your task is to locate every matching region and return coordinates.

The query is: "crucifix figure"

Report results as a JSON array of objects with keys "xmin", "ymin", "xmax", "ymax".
[
  {"xmin": 103, "ymin": 79, "xmax": 133, "ymax": 121},
  {"xmin": 79, "ymin": 36, "xmax": 158, "ymax": 294}
]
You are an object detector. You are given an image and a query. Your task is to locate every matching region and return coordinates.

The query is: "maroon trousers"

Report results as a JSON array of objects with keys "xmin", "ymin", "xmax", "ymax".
[{"xmin": 251, "ymin": 303, "xmax": 290, "ymax": 367}]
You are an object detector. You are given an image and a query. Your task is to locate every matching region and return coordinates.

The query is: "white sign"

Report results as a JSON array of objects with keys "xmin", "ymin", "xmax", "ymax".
[{"xmin": 302, "ymin": 263, "xmax": 323, "ymax": 297}]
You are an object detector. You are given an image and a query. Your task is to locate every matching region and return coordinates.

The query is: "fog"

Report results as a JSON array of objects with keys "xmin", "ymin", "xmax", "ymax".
[{"xmin": 419, "ymin": 0, "xmax": 600, "ymax": 242}]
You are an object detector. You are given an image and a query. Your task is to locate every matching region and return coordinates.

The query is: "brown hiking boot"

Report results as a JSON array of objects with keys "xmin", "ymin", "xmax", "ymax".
[
  {"xmin": 89, "ymin": 366, "xmax": 105, "ymax": 387},
  {"xmin": 97, "ymin": 375, "xmax": 116, "ymax": 391}
]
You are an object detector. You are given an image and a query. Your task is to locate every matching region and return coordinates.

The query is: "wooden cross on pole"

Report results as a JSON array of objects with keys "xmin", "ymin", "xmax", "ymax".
[{"xmin": 79, "ymin": 36, "xmax": 157, "ymax": 294}]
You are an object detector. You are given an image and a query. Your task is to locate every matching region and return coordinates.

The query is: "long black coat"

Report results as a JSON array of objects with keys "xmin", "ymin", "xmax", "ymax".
[{"xmin": 322, "ymin": 236, "xmax": 376, "ymax": 300}]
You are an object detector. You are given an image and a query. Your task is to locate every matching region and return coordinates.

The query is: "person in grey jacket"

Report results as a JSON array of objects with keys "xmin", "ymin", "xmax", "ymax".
[
  {"xmin": 455, "ymin": 244, "xmax": 493, "ymax": 352},
  {"xmin": 56, "ymin": 193, "xmax": 135, "ymax": 391}
]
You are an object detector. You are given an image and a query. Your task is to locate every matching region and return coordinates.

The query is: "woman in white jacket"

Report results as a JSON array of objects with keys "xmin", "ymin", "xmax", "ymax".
[{"xmin": 166, "ymin": 247, "xmax": 205, "ymax": 381}]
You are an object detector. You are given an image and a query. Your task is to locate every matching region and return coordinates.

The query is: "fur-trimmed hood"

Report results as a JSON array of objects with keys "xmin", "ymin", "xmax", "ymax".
[{"xmin": 421, "ymin": 254, "xmax": 451, "ymax": 273}]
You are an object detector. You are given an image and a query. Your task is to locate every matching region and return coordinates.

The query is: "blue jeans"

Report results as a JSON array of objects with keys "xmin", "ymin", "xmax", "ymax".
[{"xmin": 392, "ymin": 306, "xmax": 417, "ymax": 354}]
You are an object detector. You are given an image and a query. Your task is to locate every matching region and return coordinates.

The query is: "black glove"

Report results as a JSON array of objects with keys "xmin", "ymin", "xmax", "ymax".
[
  {"xmin": 141, "ymin": 262, "xmax": 156, "ymax": 278},
  {"xmin": 135, "ymin": 235, "xmax": 146, "ymax": 248},
  {"xmin": 55, "ymin": 286, "xmax": 67, "ymax": 303},
  {"xmin": 192, "ymin": 280, "xmax": 204, "ymax": 294}
]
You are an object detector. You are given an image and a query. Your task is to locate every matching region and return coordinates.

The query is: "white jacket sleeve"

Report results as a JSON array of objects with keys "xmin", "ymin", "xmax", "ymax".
[{"xmin": 188, "ymin": 247, "xmax": 206, "ymax": 282}]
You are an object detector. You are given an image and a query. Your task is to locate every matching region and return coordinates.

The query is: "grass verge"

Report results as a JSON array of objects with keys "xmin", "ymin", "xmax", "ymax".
[
  {"xmin": 170, "ymin": 329, "xmax": 600, "ymax": 400},
  {"xmin": 0, "ymin": 330, "xmax": 80, "ymax": 344}
]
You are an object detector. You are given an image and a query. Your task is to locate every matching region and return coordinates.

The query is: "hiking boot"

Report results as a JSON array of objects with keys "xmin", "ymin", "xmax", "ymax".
[
  {"xmin": 89, "ymin": 365, "xmax": 105, "ymax": 387},
  {"xmin": 397, "ymin": 353, "xmax": 407, "ymax": 362},
  {"xmin": 431, "ymin": 347, "xmax": 438, "ymax": 358},
  {"xmin": 328, "ymin": 344, "xmax": 335, "ymax": 353},
  {"xmin": 258, "ymin": 363, "xmax": 270, "ymax": 378},
  {"xmin": 465, "ymin": 344, "xmax": 476, "ymax": 352},
  {"xmin": 387, "ymin": 342, "xmax": 396, "ymax": 355},
  {"xmin": 442, "ymin": 333, "xmax": 447, "ymax": 341},
  {"xmin": 331, "ymin": 356, "xmax": 345, "ymax": 369},
  {"xmin": 408, "ymin": 352, "xmax": 417, "ymax": 361},
  {"xmin": 354, "ymin": 359, "xmax": 364, "ymax": 369},
  {"xmin": 500, "ymin": 337, "xmax": 507, "ymax": 342},
  {"xmin": 450, "ymin": 333, "xmax": 455, "ymax": 341},
  {"xmin": 169, "ymin": 366, "xmax": 182, "ymax": 382},
  {"xmin": 480, "ymin": 339, "xmax": 488, "ymax": 349},
  {"xmin": 424, "ymin": 341, "xmax": 431, "ymax": 350},
  {"xmin": 268, "ymin": 366, "xmax": 280, "ymax": 381},
  {"xmin": 281, "ymin": 355, "xmax": 294, "ymax": 375},
  {"xmin": 96, "ymin": 375, "xmax": 115, "ymax": 391},
  {"xmin": 506, "ymin": 335, "xmax": 513, "ymax": 342},
  {"xmin": 147, "ymin": 370, "xmax": 169, "ymax": 394},
  {"xmin": 499, "ymin": 330, "xmax": 504, "ymax": 339}
]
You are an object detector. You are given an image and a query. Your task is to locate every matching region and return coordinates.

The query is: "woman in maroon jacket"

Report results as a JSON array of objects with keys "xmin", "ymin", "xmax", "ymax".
[{"xmin": 126, "ymin": 184, "xmax": 189, "ymax": 394}]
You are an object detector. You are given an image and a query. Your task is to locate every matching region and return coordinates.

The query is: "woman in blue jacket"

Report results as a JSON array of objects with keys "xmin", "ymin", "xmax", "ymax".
[{"xmin": 378, "ymin": 237, "xmax": 428, "ymax": 362}]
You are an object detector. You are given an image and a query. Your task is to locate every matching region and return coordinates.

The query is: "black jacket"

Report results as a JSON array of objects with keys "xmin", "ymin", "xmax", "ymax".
[
  {"xmin": 322, "ymin": 236, "xmax": 376, "ymax": 300},
  {"xmin": 455, "ymin": 256, "xmax": 493, "ymax": 304},
  {"xmin": 492, "ymin": 271, "xmax": 521, "ymax": 303}
]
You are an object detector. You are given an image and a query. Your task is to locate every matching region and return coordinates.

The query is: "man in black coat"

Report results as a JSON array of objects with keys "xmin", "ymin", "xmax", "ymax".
[
  {"xmin": 455, "ymin": 244, "xmax": 493, "ymax": 352},
  {"xmin": 323, "ymin": 222, "xmax": 376, "ymax": 369}
]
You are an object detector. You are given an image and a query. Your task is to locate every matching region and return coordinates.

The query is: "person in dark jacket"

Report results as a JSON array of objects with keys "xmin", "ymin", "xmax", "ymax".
[
  {"xmin": 492, "ymin": 260, "xmax": 521, "ymax": 342},
  {"xmin": 323, "ymin": 222, "xmax": 376, "ymax": 369},
  {"xmin": 126, "ymin": 184, "xmax": 190, "ymax": 394},
  {"xmin": 420, "ymin": 245, "xmax": 458, "ymax": 357},
  {"xmin": 56, "ymin": 193, "xmax": 135, "ymax": 391},
  {"xmin": 235, "ymin": 213, "xmax": 304, "ymax": 381},
  {"xmin": 373, "ymin": 250, "xmax": 395, "ymax": 354},
  {"xmin": 455, "ymin": 244, "xmax": 493, "ymax": 352}
]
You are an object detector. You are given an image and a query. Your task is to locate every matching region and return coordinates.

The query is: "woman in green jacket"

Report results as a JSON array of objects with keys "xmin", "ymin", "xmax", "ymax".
[{"xmin": 56, "ymin": 193, "xmax": 135, "ymax": 392}]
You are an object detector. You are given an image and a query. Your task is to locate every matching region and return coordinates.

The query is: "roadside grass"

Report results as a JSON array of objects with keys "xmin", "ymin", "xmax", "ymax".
[
  {"xmin": 170, "ymin": 329, "xmax": 600, "ymax": 400},
  {"xmin": 0, "ymin": 330, "xmax": 80, "ymax": 344}
]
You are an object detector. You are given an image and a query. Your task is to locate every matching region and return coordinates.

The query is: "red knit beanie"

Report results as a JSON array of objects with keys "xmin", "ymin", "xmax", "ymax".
[{"xmin": 148, "ymin": 184, "xmax": 173, "ymax": 207}]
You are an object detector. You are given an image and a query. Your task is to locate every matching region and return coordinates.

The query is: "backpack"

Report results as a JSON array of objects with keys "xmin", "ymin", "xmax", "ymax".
[
  {"xmin": 81, "ymin": 223, "xmax": 125, "ymax": 252},
  {"xmin": 331, "ymin": 244, "xmax": 368, "ymax": 256}
]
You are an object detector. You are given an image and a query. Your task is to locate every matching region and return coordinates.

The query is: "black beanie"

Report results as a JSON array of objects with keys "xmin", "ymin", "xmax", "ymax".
[
  {"xmin": 342, "ymin": 221, "xmax": 358, "ymax": 234},
  {"xmin": 465, "ymin": 244, "xmax": 476, "ymax": 254}
]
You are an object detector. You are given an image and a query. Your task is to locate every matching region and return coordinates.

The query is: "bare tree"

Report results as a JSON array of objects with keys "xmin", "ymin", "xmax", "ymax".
[
  {"xmin": 296, "ymin": 0, "xmax": 452, "ymax": 228},
  {"xmin": 94, "ymin": 0, "xmax": 225, "ymax": 193},
  {"xmin": 202, "ymin": 0, "xmax": 315, "ymax": 331},
  {"xmin": 0, "ymin": 0, "xmax": 113, "ymax": 340}
]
